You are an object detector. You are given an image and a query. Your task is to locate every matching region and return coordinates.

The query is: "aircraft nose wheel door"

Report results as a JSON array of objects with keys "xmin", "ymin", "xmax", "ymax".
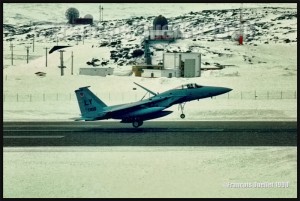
[{"xmin": 178, "ymin": 102, "xmax": 186, "ymax": 119}]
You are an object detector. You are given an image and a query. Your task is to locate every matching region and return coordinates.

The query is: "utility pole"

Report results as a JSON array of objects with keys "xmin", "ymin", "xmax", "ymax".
[
  {"xmin": 82, "ymin": 33, "xmax": 84, "ymax": 45},
  {"xmin": 58, "ymin": 50, "xmax": 66, "ymax": 76},
  {"xmin": 99, "ymin": 5, "xmax": 101, "ymax": 22},
  {"xmin": 99, "ymin": 5, "xmax": 104, "ymax": 22},
  {"xmin": 9, "ymin": 39, "xmax": 12, "ymax": 50},
  {"xmin": 32, "ymin": 34, "xmax": 35, "ymax": 52},
  {"xmin": 71, "ymin": 51, "xmax": 74, "ymax": 75},
  {"xmin": 10, "ymin": 43, "xmax": 15, "ymax": 65},
  {"xmin": 44, "ymin": 47, "xmax": 48, "ymax": 67},
  {"xmin": 64, "ymin": 28, "xmax": 66, "ymax": 41},
  {"xmin": 76, "ymin": 36, "xmax": 79, "ymax": 45},
  {"xmin": 101, "ymin": 5, "xmax": 104, "ymax": 22},
  {"xmin": 239, "ymin": 3, "xmax": 244, "ymax": 45},
  {"xmin": 26, "ymin": 46, "xmax": 30, "ymax": 64},
  {"xmin": 56, "ymin": 34, "xmax": 58, "ymax": 46},
  {"xmin": 99, "ymin": 5, "xmax": 102, "ymax": 22}
]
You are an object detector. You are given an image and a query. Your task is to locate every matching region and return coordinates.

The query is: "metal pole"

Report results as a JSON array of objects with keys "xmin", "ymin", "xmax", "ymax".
[
  {"xmin": 99, "ymin": 5, "xmax": 101, "ymax": 22},
  {"xmin": 60, "ymin": 50, "xmax": 64, "ymax": 76},
  {"xmin": 32, "ymin": 35, "xmax": 35, "ymax": 52},
  {"xmin": 10, "ymin": 44, "xmax": 14, "ymax": 65},
  {"xmin": 44, "ymin": 47, "xmax": 48, "ymax": 67},
  {"xmin": 71, "ymin": 51, "xmax": 73, "ymax": 75},
  {"xmin": 101, "ymin": 6, "xmax": 104, "ymax": 22},
  {"xmin": 58, "ymin": 50, "xmax": 66, "ymax": 76},
  {"xmin": 9, "ymin": 39, "xmax": 12, "ymax": 50},
  {"xmin": 26, "ymin": 46, "xmax": 30, "ymax": 63}
]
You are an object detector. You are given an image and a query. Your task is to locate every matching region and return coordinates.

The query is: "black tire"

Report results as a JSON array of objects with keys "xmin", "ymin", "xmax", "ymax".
[
  {"xmin": 132, "ymin": 121, "xmax": 142, "ymax": 128},
  {"xmin": 180, "ymin": 114, "xmax": 185, "ymax": 119}
]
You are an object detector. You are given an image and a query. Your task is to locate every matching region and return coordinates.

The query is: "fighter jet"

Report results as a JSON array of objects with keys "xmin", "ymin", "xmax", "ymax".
[{"xmin": 75, "ymin": 82, "xmax": 232, "ymax": 128}]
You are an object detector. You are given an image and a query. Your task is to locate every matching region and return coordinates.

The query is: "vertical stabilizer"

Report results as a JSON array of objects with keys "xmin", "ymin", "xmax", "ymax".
[{"xmin": 75, "ymin": 86, "xmax": 107, "ymax": 118}]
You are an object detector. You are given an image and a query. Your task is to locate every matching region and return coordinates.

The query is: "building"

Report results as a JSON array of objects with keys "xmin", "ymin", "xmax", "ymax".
[
  {"xmin": 79, "ymin": 67, "xmax": 113, "ymax": 76},
  {"xmin": 74, "ymin": 18, "xmax": 93, "ymax": 25},
  {"xmin": 132, "ymin": 65, "xmax": 163, "ymax": 77},
  {"xmin": 134, "ymin": 52, "xmax": 201, "ymax": 78},
  {"xmin": 142, "ymin": 69, "xmax": 177, "ymax": 78},
  {"xmin": 163, "ymin": 52, "xmax": 201, "ymax": 77}
]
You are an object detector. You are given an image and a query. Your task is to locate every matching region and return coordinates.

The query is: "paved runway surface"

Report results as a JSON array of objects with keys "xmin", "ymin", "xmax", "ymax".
[{"xmin": 3, "ymin": 121, "xmax": 297, "ymax": 146}]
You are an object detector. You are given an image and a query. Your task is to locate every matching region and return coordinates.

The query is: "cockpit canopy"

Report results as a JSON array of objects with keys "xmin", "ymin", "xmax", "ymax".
[{"xmin": 174, "ymin": 83, "xmax": 203, "ymax": 89}]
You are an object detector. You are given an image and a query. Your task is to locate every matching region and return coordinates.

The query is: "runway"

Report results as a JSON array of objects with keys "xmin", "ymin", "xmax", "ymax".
[{"xmin": 3, "ymin": 121, "xmax": 297, "ymax": 146}]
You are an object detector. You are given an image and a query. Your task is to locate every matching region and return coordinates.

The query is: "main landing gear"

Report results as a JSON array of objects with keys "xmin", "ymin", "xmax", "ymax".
[
  {"xmin": 132, "ymin": 120, "xmax": 143, "ymax": 128},
  {"xmin": 178, "ymin": 102, "xmax": 186, "ymax": 119}
]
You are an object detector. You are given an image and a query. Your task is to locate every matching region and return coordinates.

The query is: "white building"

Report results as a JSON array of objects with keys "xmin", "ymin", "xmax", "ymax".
[
  {"xmin": 163, "ymin": 52, "xmax": 201, "ymax": 77},
  {"xmin": 142, "ymin": 69, "xmax": 177, "ymax": 78},
  {"xmin": 79, "ymin": 67, "xmax": 114, "ymax": 77},
  {"xmin": 140, "ymin": 52, "xmax": 201, "ymax": 78}
]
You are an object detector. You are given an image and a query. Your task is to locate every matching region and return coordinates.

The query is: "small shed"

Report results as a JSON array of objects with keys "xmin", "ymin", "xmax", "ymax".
[
  {"xmin": 79, "ymin": 67, "xmax": 113, "ymax": 76},
  {"xmin": 132, "ymin": 65, "xmax": 163, "ymax": 77},
  {"xmin": 142, "ymin": 69, "xmax": 177, "ymax": 78}
]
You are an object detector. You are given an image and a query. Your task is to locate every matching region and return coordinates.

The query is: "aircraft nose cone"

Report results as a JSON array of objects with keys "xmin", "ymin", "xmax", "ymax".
[
  {"xmin": 221, "ymin": 87, "xmax": 232, "ymax": 94},
  {"xmin": 213, "ymin": 87, "xmax": 232, "ymax": 96}
]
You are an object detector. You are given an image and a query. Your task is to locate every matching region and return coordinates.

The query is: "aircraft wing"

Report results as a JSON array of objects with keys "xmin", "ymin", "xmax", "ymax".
[{"xmin": 104, "ymin": 96, "xmax": 172, "ymax": 115}]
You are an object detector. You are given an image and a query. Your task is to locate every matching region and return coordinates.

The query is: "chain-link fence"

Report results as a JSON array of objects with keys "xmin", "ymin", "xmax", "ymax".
[{"xmin": 3, "ymin": 90, "xmax": 297, "ymax": 103}]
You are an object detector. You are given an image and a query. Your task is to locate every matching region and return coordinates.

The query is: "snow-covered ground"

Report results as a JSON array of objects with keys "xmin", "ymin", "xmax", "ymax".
[
  {"xmin": 3, "ymin": 42, "xmax": 297, "ymax": 121},
  {"xmin": 4, "ymin": 146, "xmax": 297, "ymax": 198},
  {"xmin": 3, "ymin": 3, "xmax": 297, "ymax": 198}
]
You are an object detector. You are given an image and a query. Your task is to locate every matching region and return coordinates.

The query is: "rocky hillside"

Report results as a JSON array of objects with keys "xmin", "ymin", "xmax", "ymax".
[{"xmin": 3, "ymin": 6, "xmax": 297, "ymax": 68}]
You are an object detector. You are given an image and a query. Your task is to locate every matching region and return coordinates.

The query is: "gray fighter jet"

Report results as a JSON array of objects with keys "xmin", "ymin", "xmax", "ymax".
[{"xmin": 75, "ymin": 82, "xmax": 232, "ymax": 127}]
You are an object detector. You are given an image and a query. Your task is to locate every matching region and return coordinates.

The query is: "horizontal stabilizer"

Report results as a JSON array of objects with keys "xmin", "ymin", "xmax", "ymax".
[{"xmin": 70, "ymin": 117, "xmax": 96, "ymax": 121}]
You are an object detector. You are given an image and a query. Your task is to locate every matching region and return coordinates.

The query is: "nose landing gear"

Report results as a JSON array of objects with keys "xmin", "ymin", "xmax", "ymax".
[{"xmin": 178, "ymin": 102, "xmax": 186, "ymax": 119}]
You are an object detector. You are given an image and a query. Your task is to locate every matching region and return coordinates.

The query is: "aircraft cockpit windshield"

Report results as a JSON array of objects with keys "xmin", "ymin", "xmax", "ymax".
[{"xmin": 175, "ymin": 83, "xmax": 203, "ymax": 89}]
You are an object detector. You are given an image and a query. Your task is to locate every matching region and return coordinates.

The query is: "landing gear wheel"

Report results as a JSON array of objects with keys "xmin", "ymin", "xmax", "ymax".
[
  {"xmin": 132, "ymin": 121, "xmax": 143, "ymax": 128},
  {"xmin": 178, "ymin": 102, "xmax": 187, "ymax": 119}
]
